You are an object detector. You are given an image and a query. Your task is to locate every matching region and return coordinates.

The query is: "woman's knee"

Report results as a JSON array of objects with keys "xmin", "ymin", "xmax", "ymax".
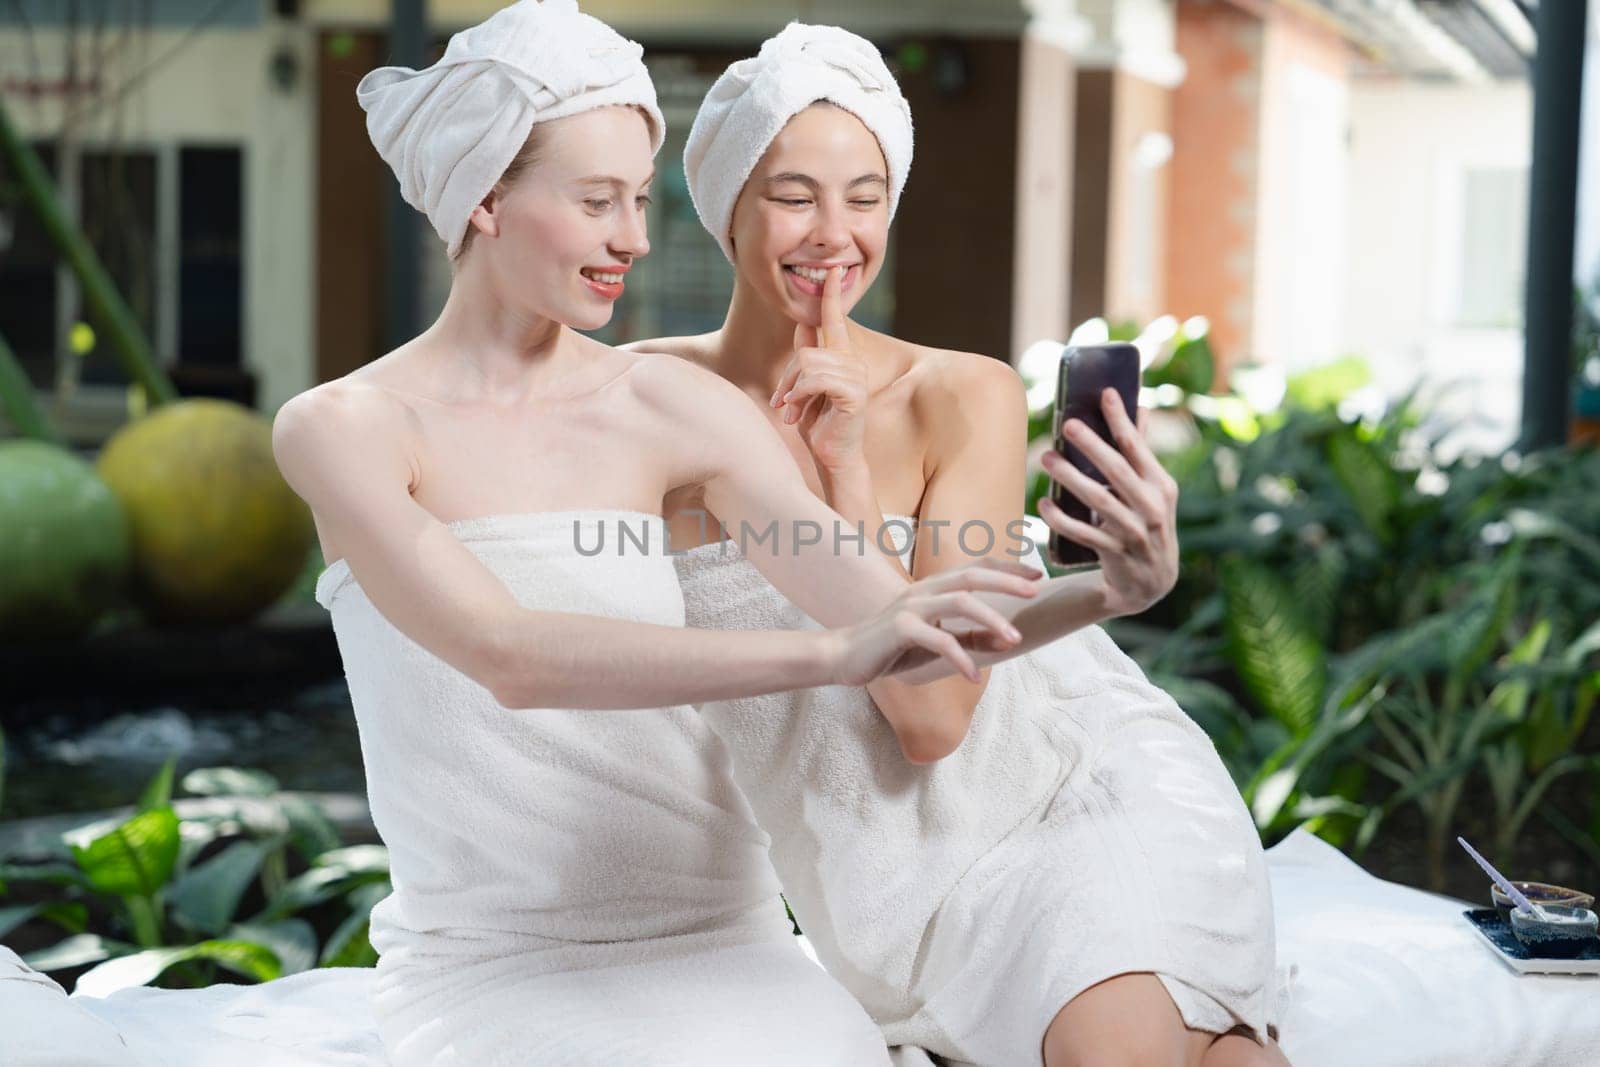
[
  {"xmin": 1042, "ymin": 974, "xmax": 1197, "ymax": 1067},
  {"xmin": 1199, "ymin": 1032, "xmax": 1293, "ymax": 1067}
]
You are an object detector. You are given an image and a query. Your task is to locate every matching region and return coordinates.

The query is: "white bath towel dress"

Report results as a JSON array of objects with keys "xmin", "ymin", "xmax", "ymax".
[
  {"xmin": 314, "ymin": 510, "xmax": 892, "ymax": 1066},
  {"xmin": 674, "ymin": 516, "xmax": 1281, "ymax": 1065}
]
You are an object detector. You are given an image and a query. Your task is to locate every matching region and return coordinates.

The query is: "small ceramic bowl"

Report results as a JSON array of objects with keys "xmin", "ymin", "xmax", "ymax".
[
  {"xmin": 1490, "ymin": 881, "xmax": 1595, "ymax": 923},
  {"xmin": 1508, "ymin": 904, "xmax": 1600, "ymax": 959}
]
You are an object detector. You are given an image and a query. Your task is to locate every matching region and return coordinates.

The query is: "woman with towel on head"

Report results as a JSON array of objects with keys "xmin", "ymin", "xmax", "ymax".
[
  {"xmin": 630, "ymin": 23, "xmax": 1289, "ymax": 1067},
  {"xmin": 270, "ymin": 3, "xmax": 1126, "ymax": 1064}
]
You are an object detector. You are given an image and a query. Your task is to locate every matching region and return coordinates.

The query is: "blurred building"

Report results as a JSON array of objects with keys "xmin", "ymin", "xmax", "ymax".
[{"xmin": 0, "ymin": 0, "xmax": 1584, "ymax": 450}]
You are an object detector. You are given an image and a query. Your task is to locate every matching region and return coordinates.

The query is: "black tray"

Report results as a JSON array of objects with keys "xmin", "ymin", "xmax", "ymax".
[{"xmin": 1462, "ymin": 908, "xmax": 1600, "ymax": 975}]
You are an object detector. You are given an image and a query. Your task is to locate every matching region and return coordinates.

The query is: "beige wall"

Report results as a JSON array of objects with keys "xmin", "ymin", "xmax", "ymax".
[
  {"xmin": 305, "ymin": 0, "xmax": 1030, "ymax": 37},
  {"xmin": 1062, "ymin": 0, "xmax": 1181, "ymax": 333},
  {"xmin": 0, "ymin": 25, "xmax": 319, "ymax": 416},
  {"xmin": 1251, "ymin": 5, "xmax": 1350, "ymax": 371},
  {"xmin": 1103, "ymin": 69, "xmax": 1172, "ymax": 325},
  {"xmin": 1068, "ymin": 66, "xmax": 1174, "ymax": 330},
  {"xmin": 1343, "ymin": 80, "xmax": 1532, "ymax": 454},
  {"xmin": 1011, "ymin": 28, "xmax": 1078, "ymax": 360}
]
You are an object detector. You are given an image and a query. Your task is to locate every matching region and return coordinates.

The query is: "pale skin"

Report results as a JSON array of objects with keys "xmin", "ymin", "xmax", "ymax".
[
  {"xmin": 271, "ymin": 105, "xmax": 1100, "ymax": 724},
  {"xmin": 628, "ymin": 103, "xmax": 1291, "ymax": 1067}
]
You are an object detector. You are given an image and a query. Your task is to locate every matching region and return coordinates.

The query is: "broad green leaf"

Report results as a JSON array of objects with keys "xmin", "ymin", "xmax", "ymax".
[
  {"xmin": 0, "ymin": 904, "xmax": 39, "ymax": 939},
  {"xmin": 229, "ymin": 918, "xmax": 317, "ymax": 975},
  {"xmin": 1445, "ymin": 559, "xmax": 1519, "ymax": 682},
  {"xmin": 1327, "ymin": 433, "xmax": 1396, "ymax": 543},
  {"xmin": 1106, "ymin": 318, "xmax": 1140, "ymax": 342},
  {"xmin": 1251, "ymin": 768, "xmax": 1297, "ymax": 829},
  {"xmin": 1506, "ymin": 509, "xmax": 1600, "ymax": 570},
  {"xmin": 318, "ymin": 915, "xmax": 378, "ymax": 969},
  {"xmin": 23, "ymin": 933, "xmax": 132, "ymax": 972},
  {"xmin": 319, "ymin": 881, "xmax": 389, "ymax": 968},
  {"xmin": 73, "ymin": 939, "xmax": 281, "ymax": 997},
  {"xmin": 1563, "ymin": 617, "xmax": 1600, "ymax": 666},
  {"xmin": 1146, "ymin": 333, "xmax": 1215, "ymax": 395},
  {"xmin": 1480, "ymin": 620, "xmax": 1551, "ymax": 730},
  {"xmin": 69, "ymin": 808, "xmax": 181, "ymax": 898},
  {"xmin": 1523, "ymin": 690, "xmax": 1576, "ymax": 773},
  {"xmin": 1289, "ymin": 544, "xmax": 1346, "ymax": 646},
  {"xmin": 0, "ymin": 902, "xmax": 88, "ymax": 939},
  {"xmin": 177, "ymin": 819, "xmax": 224, "ymax": 871},
  {"xmin": 1221, "ymin": 557, "xmax": 1326, "ymax": 735},
  {"xmin": 314, "ymin": 845, "xmax": 389, "ymax": 875},
  {"xmin": 1290, "ymin": 795, "xmax": 1367, "ymax": 820},
  {"xmin": 1284, "ymin": 357, "xmax": 1372, "ymax": 411},
  {"xmin": 138, "ymin": 758, "xmax": 177, "ymax": 814},
  {"xmin": 0, "ymin": 862, "xmax": 90, "ymax": 889},
  {"xmin": 182, "ymin": 767, "xmax": 279, "ymax": 798},
  {"xmin": 182, "ymin": 796, "xmax": 291, "ymax": 839},
  {"xmin": 258, "ymin": 867, "xmax": 356, "ymax": 920},
  {"xmin": 1157, "ymin": 439, "xmax": 1215, "ymax": 488},
  {"xmin": 1308, "ymin": 762, "xmax": 1369, "ymax": 847},
  {"xmin": 279, "ymin": 795, "xmax": 342, "ymax": 861},
  {"xmin": 1328, "ymin": 608, "xmax": 1473, "ymax": 706},
  {"xmin": 257, "ymin": 846, "xmax": 389, "ymax": 921},
  {"xmin": 1243, "ymin": 681, "xmax": 1385, "ymax": 828},
  {"xmin": 170, "ymin": 840, "xmax": 268, "ymax": 936}
]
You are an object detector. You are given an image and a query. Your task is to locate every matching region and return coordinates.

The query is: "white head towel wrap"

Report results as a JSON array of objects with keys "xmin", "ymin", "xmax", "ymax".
[
  {"xmin": 356, "ymin": 0, "xmax": 665, "ymax": 258},
  {"xmin": 683, "ymin": 22, "xmax": 914, "ymax": 264}
]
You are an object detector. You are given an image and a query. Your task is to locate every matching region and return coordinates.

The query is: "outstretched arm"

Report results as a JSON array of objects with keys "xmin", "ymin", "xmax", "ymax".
[
  {"xmin": 272, "ymin": 379, "xmax": 1024, "ymax": 711},
  {"xmin": 894, "ymin": 389, "xmax": 1183, "ymax": 684},
  {"xmin": 628, "ymin": 356, "xmax": 1042, "ymax": 660}
]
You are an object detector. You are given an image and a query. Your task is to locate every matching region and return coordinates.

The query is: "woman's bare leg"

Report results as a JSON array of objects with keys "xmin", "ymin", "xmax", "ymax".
[
  {"xmin": 1041, "ymin": 973, "xmax": 1290, "ymax": 1067},
  {"xmin": 1200, "ymin": 1031, "xmax": 1292, "ymax": 1067}
]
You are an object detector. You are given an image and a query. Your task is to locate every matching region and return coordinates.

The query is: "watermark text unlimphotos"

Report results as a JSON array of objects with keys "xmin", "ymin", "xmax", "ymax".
[{"xmin": 570, "ymin": 511, "xmax": 1039, "ymax": 559}]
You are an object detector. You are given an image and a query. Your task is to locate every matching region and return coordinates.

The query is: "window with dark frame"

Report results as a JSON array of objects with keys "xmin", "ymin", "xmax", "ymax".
[
  {"xmin": 0, "ymin": 143, "xmax": 59, "ymax": 390},
  {"xmin": 179, "ymin": 147, "xmax": 243, "ymax": 369},
  {"xmin": 0, "ymin": 140, "xmax": 245, "ymax": 405}
]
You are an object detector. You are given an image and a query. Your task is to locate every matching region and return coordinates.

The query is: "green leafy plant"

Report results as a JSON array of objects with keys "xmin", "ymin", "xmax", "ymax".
[
  {"xmin": 0, "ymin": 761, "xmax": 388, "ymax": 993},
  {"xmin": 1022, "ymin": 314, "xmax": 1600, "ymax": 888}
]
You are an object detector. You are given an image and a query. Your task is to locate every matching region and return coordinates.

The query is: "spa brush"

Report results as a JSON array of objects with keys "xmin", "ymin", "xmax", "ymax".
[{"xmin": 1457, "ymin": 836, "xmax": 1546, "ymax": 918}]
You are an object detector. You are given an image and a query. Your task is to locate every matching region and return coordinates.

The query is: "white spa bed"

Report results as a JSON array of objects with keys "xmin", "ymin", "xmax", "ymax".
[{"xmin": 4, "ymin": 830, "xmax": 1597, "ymax": 1066}]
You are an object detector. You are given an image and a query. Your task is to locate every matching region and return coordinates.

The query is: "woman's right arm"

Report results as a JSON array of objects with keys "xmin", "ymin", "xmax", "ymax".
[{"xmin": 271, "ymin": 384, "xmax": 1010, "ymax": 710}]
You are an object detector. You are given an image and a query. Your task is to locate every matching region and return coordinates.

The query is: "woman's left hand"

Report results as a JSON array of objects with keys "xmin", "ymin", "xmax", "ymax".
[
  {"xmin": 770, "ymin": 266, "xmax": 869, "ymax": 475},
  {"xmin": 1038, "ymin": 389, "xmax": 1180, "ymax": 617}
]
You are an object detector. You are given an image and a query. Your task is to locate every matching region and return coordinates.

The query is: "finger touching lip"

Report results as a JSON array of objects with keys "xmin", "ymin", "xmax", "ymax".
[{"xmin": 782, "ymin": 262, "xmax": 860, "ymax": 296}]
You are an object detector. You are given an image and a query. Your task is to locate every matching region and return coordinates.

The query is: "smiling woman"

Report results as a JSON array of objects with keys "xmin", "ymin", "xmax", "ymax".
[
  {"xmin": 440, "ymin": 106, "xmax": 655, "ymax": 330},
  {"xmin": 629, "ymin": 21, "xmax": 1288, "ymax": 1067},
  {"xmin": 747, "ymin": 129, "xmax": 888, "ymax": 308},
  {"xmin": 262, "ymin": 3, "xmax": 1076, "ymax": 1065}
]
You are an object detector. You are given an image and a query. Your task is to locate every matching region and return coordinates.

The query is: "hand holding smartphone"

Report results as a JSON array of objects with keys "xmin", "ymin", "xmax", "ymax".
[{"xmin": 1046, "ymin": 343, "xmax": 1142, "ymax": 570}]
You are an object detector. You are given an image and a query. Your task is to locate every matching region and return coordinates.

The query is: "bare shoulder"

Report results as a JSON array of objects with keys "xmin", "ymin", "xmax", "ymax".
[
  {"xmin": 271, "ymin": 378, "xmax": 415, "ymax": 487},
  {"xmin": 618, "ymin": 332, "xmax": 720, "ymax": 371},
  {"xmin": 881, "ymin": 336, "xmax": 1024, "ymax": 415},
  {"xmin": 619, "ymin": 343, "xmax": 750, "ymax": 420}
]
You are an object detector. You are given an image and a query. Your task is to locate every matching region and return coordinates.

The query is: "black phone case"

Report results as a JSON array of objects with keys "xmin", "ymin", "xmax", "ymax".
[{"xmin": 1048, "ymin": 342, "xmax": 1142, "ymax": 569}]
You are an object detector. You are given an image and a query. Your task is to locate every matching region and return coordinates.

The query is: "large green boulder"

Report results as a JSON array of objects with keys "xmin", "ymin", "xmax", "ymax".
[
  {"xmin": 96, "ymin": 399, "xmax": 314, "ymax": 624},
  {"xmin": 0, "ymin": 440, "xmax": 131, "ymax": 639}
]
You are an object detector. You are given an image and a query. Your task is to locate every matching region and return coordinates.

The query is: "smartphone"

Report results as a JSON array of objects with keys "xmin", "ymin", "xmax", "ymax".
[{"xmin": 1048, "ymin": 342, "xmax": 1142, "ymax": 569}]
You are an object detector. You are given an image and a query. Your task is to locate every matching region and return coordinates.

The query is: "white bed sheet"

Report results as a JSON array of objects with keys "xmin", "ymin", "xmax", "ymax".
[{"xmin": 4, "ymin": 829, "xmax": 1597, "ymax": 1066}]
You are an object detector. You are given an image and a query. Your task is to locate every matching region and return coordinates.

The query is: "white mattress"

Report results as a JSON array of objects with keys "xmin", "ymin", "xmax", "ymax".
[{"xmin": 3, "ymin": 829, "xmax": 1596, "ymax": 1066}]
